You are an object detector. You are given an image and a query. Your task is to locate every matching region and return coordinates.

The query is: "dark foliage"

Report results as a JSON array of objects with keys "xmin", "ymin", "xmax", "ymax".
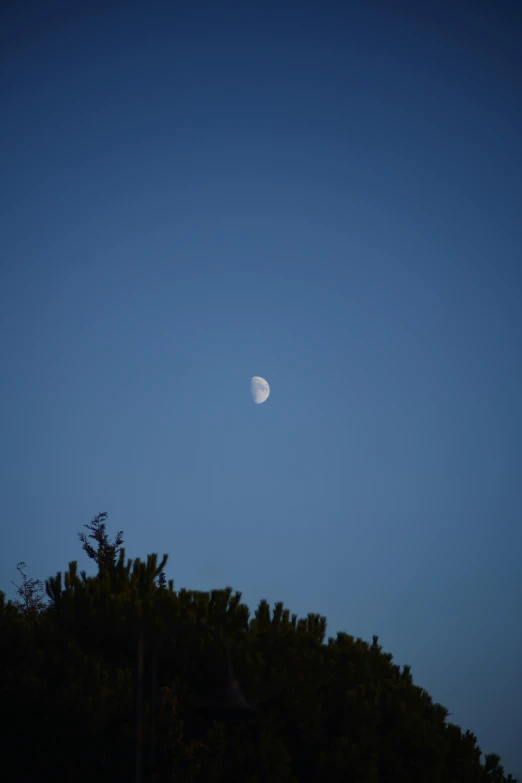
[
  {"xmin": 78, "ymin": 511, "xmax": 124, "ymax": 571},
  {"xmin": 10, "ymin": 561, "xmax": 47, "ymax": 616},
  {"xmin": 0, "ymin": 514, "xmax": 517, "ymax": 782}
]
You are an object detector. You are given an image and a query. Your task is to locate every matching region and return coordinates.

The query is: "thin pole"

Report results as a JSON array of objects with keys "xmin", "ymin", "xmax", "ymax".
[
  {"xmin": 149, "ymin": 640, "xmax": 159, "ymax": 771},
  {"xmin": 136, "ymin": 624, "xmax": 144, "ymax": 783}
]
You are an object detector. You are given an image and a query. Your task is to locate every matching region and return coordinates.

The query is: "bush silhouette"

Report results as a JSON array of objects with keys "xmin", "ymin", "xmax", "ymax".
[{"xmin": 0, "ymin": 513, "xmax": 517, "ymax": 782}]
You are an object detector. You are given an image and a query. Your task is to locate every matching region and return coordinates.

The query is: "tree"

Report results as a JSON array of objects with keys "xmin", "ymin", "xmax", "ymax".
[
  {"xmin": 1, "ymin": 513, "xmax": 518, "ymax": 783},
  {"xmin": 78, "ymin": 511, "xmax": 124, "ymax": 572},
  {"xmin": 10, "ymin": 561, "xmax": 46, "ymax": 616}
]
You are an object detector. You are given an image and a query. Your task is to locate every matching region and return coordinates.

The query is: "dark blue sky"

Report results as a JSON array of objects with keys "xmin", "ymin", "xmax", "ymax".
[{"xmin": 2, "ymin": 0, "xmax": 521, "ymax": 774}]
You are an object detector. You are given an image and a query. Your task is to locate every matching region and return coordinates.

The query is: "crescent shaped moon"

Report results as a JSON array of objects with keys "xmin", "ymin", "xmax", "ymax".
[{"xmin": 251, "ymin": 376, "xmax": 270, "ymax": 404}]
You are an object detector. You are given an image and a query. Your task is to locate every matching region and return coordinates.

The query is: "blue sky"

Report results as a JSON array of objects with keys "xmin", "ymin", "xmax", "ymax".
[{"xmin": 1, "ymin": 0, "xmax": 521, "ymax": 774}]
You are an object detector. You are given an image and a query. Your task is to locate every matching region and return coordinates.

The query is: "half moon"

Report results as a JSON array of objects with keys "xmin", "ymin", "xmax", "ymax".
[{"xmin": 251, "ymin": 376, "xmax": 270, "ymax": 404}]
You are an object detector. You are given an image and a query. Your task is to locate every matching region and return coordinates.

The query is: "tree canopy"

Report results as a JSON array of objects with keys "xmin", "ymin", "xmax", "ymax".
[{"xmin": 0, "ymin": 513, "xmax": 517, "ymax": 782}]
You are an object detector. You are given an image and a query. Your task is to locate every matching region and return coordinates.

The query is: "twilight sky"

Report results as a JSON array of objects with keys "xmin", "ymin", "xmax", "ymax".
[{"xmin": 1, "ymin": 0, "xmax": 521, "ymax": 774}]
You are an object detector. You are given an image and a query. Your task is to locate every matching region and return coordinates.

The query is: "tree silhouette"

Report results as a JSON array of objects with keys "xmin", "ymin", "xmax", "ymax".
[
  {"xmin": 1, "ymin": 512, "xmax": 518, "ymax": 783},
  {"xmin": 78, "ymin": 511, "xmax": 124, "ymax": 572},
  {"xmin": 10, "ymin": 561, "xmax": 47, "ymax": 616}
]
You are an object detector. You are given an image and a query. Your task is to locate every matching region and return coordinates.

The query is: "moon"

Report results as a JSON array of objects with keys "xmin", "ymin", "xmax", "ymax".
[{"xmin": 251, "ymin": 376, "xmax": 270, "ymax": 404}]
